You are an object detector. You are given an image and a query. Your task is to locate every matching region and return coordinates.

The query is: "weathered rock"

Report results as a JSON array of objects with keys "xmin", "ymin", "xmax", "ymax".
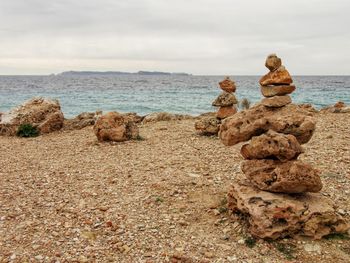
[
  {"xmin": 240, "ymin": 131, "xmax": 304, "ymax": 161},
  {"xmin": 320, "ymin": 102, "xmax": 350, "ymax": 113},
  {"xmin": 142, "ymin": 112, "xmax": 192, "ymax": 124},
  {"xmin": 242, "ymin": 159, "xmax": 322, "ymax": 193},
  {"xmin": 93, "ymin": 112, "xmax": 139, "ymax": 142},
  {"xmin": 212, "ymin": 92, "xmax": 238, "ymax": 107},
  {"xmin": 298, "ymin": 104, "xmax": 318, "ymax": 113},
  {"xmin": 227, "ymin": 182, "xmax": 349, "ymax": 239},
  {"xmin": 261, "ymin": 95, "xmax": 291, "ymax": 108},
  {"xmin": 219, "ymin": 103, "xmax": 316, "ymax": 146},
  {"xmin": 219, "ymin": 77, "xmax": 236, "ymax": 93},
  {"xmin": 260, "ymin": 66, "xmax": 293, "ymax": 86},
  {"xmin": 194, "ymin": 116, "xmax": 220, "ymax": 136},
  {"xmin": 216, "ymin": 106, "xmax": 237, "ymax": 119},
  {"xmin": 261, "ymin": 85, "xmax": 296, "ymax": 97},
  {"xmin": 0, "ymin": 97, "xmax": 64, "ymax": 136},
  {"xmin": 64, "ymin": 112, "xmax": 102, "ymax": 130},
  {"xmin": 265, "ymin": 54, "xmax": 282, "ymax": 72},
  {"xmin": 122, "ymin": 112, "xmax": 143, "ymax": 123}
]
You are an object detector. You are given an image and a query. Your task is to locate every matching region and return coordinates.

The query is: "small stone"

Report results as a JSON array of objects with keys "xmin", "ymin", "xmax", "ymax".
[
  {"xmin": 194, "ymin": 116, "xmax": 220, "ymax": 136},
  {"xmin": 261, "ymin": 95, "xmax": 291, "ymax": 108},
  {"xmin": 260, "ymin": 85, "xmax": 296, "ymax": 97},
  {"xmin": 219, "ymin": 77, "xmax": 236, "ymax": 93},
  {"xmin": 304, "ymin": 244, "xmax": 322, "ymax": 254},
  {"xmin": 216, "ymin": 106, "xmax": 237, "ymax": 119},
  {"xmin": 204, "ymin": 252, "xmax": 214, "ymax": 258},
  {"xmin": 35, "ymin": 255, "xmax": 44, "ymax": 260},
  {"xmin": 227, "ymin": 256, "xmax": 238, "ymax": 262},
  {"xmin": 237, "ymin": 239, "xmax": 245, "ymax": 245},
  {"xmin": 265, "ymin": 54, "xmax": 282, "ymax": 71},
  {"xmin": 212, "ymin": 92, "xmax": 238, "ymax": 107}
]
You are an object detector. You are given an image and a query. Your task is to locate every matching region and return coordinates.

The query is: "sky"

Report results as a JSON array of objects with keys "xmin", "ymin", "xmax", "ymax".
[{"xmin": 0, "ymin": 0, "xmax": 349, "ymax": 75}]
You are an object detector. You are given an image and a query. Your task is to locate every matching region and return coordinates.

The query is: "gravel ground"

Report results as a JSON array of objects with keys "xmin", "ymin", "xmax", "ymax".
[{"xmin": 0, "ymin": 112, "xmax": 349, "ymax": 263}]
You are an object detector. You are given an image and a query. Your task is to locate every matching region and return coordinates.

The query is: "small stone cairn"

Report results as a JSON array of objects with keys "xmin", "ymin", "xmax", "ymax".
[
  {"xmin": 219, "ymin": 54, "xmax": 349, "ymax": 239},
  {"xmin": 195, "ymin": 77, "xmax": 238, "ymax": 135}
]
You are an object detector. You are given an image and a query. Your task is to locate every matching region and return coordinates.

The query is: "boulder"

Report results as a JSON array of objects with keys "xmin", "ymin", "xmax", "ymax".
[
  {"xmin": 227, "ymin": 182, "xmax": 349, "ymax": 240},
  {"xmin": 64, "ymin": 111, "xmax": 102, "ymax": 130},
  {"xmin": 219, "ymin": 103, "xmax": 316, "ymax": 146},
  {"xmin": 241, "ymin": 159, "xmax": 322, "ymax": 193},
  {"xmin": 142, "ymin": 112, "xmax": 192, "ymax": 124},
  {"xmin": 261, "ymin": 95, "xmax": 291, "ymax": 108},
  {"xmin": 0, "ymin": 97, "xmax": 64, "ymax": 136},
  {"xmin": 93, "ymin": 112, "xmax": 139, "ymax": 142},
  {"xmin": 261, "ymin": 85, "xmax": 296, "ymax": 97},
  {"xmin": 216, "ymin": 106, "xmax": 237, "ymax": 119},
  {"xmin": 240, "ymin": 131, "xmax": 304, "ymax": 161},
  {"xmin": 219, "ymin": 77, "xmax": 236, "ymax": 93},
  {"xmin": 194, "ymin": 116, "xmax": 220, "ymax": 136},
  {"xmin": 212, "ymin": 92, "xmax": 238, "ymax": 107},
  {"xmin": 260, "ymin": 66, "xmax": 293, "ymax": 86},
  {"xmin": 265, "ymin": 54, "xmax": 282, "ymax": 72}
]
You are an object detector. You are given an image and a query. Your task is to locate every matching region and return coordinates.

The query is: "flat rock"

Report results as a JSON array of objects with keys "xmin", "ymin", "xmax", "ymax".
[
  {"xmin": 261, "ymin": 95, "xmax": 291, "ymax": 108},
  {"xmin": 216, "ymin": 106, "xmax": 237, "ymax": 119},
  {"xmin": 219, "ymin": 77, "xmax": 236, "ymax": 93},
  {"xmin": 212, "ymin": 92, "xmax": 238, "ymax": 107},
  {"xmin": 265, "ymin": 54, "xmax": 282, "ymax": 71},
  {"xmin": 93, "ymin": 112, "xmax": 139, "ymax": 142},
  {"xmin": 227, "ymin": 182, "xmax": 349, "ymax": 240},
  {"xmin": 260, "ymin": 66, "xmax": 293, "ymax": 86},
  {"xmin": 219, "ymin": 103, "xmax": 316, "ymax": 146},
  {"xmin": 142, "ymin": 112, "xmax": 192, "ymax": 123},
  {"xmin": 240, "ymin": 130, "xmax": 303, "ymax": 161},
  {"xmin": 241, "ymin": 159, "xmax": 322, "ymax": 193},
  {"xmin": 194, "ymin": 116, "xmax": 220, "ymax": 136},
  {"xmin": 261, "ymin": 85, "xmax": 296, "ymax": 97}
]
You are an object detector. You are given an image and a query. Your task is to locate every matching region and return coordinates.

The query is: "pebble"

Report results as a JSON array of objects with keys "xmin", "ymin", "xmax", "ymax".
[
  {"xmin": 227, "ymin": 255, "xmax": 237, "ymax": 262},
  {"xmin": 237, "ymin": 239, "xmax": 245, "ymax": 245},
  {"xmin": 304, "ymin": 243, "xmax": 322, "ymax": 254}
]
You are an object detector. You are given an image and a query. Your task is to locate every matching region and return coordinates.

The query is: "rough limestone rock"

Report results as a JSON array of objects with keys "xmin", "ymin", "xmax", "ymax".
[
  {"xmin": 261, "ymin": 85, "xmax": 296, "ymax": 97},
  {"xmin": 93, "ymin": 112, "xmax": 139, "ymax": 142},
  {"xmin": 142, "ymin": 112, "xmax": 192, "ymax": 124},
  {"xmin": 64, "ymin": 112, "xmax": 101, "ymax": 130},
  {"xmin": 216, "ymin": 106, "xmax": 237, "ymax": 119},
  {"xmin": 297, "ymin": 104, "xmax": 318, "ymax": 113},
  {"xmin": 194, "ymin": 116, "xmax": 220, "ymax": 136},
  {"xmin": 320, "ymin": 101, "xmax": 350, "ymax": 113},
  {"xmin": 212, "ymin": 92, "xmax": 238, "ymax": 107},
  {"xmin": 219, "ymin": 103, "xmax": 316, "ymax": 146},
  {"xmin": 265, "ymin": 54, "xmax": 282, "ymax": 71},
  {"xmin": 240, "ymin": 131, "xmax": 304, "ymax": 161},
  {"xmin": 227, "ymin": 182, "xmax": 349, "ymax": 239},
  {"xmin": 260, "ymin": 66, "xmax": 293, "ymax": 86},
  {"xmin": 261, "ymin": 95, "xmax": 291, "ymax": 108},
  {"xmin": 219, "ymin": 77, "xmax": 236, "ymax": 93},
  {"xmin": 241, "ymin": 159, "xmax": 322, "ymax": 193},
  {"xmin": 0, "ymin": 97, "xmax": 64, "ymax": 136}
]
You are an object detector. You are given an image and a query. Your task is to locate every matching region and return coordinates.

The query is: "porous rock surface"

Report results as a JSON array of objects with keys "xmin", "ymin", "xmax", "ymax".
[
  {"xmin": 216, "ymin": 106, "xmax": 237, "ymax": 119},
  {"xmin": 241, "ymin": 159, "xmax": 322, "ymax": 193},
  {"xmin": 227, "ymin": 182, "xmax": 349, "ymax": 240},
  {"xmin": 0, "ymin": 97, "xmax": 64, "ymax": 136},
  {"xmin": 142, "ymin": 112, "xmax": 192, "ymax": 124},
  {"xmin": 219, "ymin": 103, "xmax": 316, "ymax": 146},
  {"xmin": 240, "ymin": 130, "xmax": 304, "ymax": 161},
  {"xmin": 194, "ymin": 116, "xmax": 220, "ymax": 135},
  {"xmin": 212, "ymin": 92, "xmax": 238, "ymax": 107},
  {"xmin": 93, "ymin": 112, "xmax": 139, "ymax": 142}
]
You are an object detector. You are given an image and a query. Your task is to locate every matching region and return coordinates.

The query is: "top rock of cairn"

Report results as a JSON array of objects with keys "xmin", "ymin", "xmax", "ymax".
[{"xmin": 219, "ymin": 77, "xmax": 236, "ymax": 93}]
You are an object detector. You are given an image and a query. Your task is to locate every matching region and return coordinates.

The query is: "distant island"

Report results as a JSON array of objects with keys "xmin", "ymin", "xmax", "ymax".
[{"xmin": 57, "ymin": 71, "xmax": 191, "ymax": 76}]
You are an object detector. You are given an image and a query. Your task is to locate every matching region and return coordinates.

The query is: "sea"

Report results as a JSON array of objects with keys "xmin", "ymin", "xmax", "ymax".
[{"xmin": 0, "ymin": 75, "xmax": 349, "ymax": 118}]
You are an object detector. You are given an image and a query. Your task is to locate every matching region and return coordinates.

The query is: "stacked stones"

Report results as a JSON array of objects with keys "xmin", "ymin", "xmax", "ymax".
[
  {"xmin": 212, "ymin": 77, "xmax": 238, "ymax": 119},
  {"xmin": 219, "ymin": 54, "xmax": 349, "ymax": 240}
]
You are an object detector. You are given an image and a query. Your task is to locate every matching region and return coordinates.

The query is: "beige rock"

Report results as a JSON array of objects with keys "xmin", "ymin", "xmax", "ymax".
[
  {"xmin": 194, "ymin": 116, "xmax": 220, "ymax": 136},
  {"xmin": 265, "ymin": 54, "xmax": 282, "ymax": 71},
  {"xmin": 260, "ymin": 66, "xmax": 293, "ymax": 86},
  {"xmin": 212, "ymin": 92, "xmax": 238, "ymax": 107},
  {"xmin": 227, "ymin": 182, "xmax": 349, "ymax": 240},
  {"xmin": 298, "ymin": 104, "xmax": 318, "ymax": 113},
  {"xmin": 240, "ymin": 131, "xmax": 303, "ymax": 161},
  {"xmin": 242, "ymin": 159, "xmax": 322, "ymax": 193},
  {"xmin": 261, "ymin": 85, "xmax": 296, "ymax": 97},
  {"xmin": 142, "ymin": 112, "xmax": 192, "ymax": 124},
  {"xmin": 219, "ymin": 77, "xmax": 236, "ymax": 93},
  {"xmin": 93, "ymin": 112, "xmax": 139, "ymax": 142},
  {"xmin": 219, "ymin": 103, "xmax": 316, "ymax": 146},
  {"xmin": 216, "ymin": 106, "xmax": 237, "ymax": 119},
  {"xmin": 0, "ymin": 97, "xmax": 64, "ymax": 136},
  {"xmin": 320, "ymin": 102, "xmax": 350, "ymax": 113},
  {"xmin": 261, "ymin": 95, "xmax": 291, "ymax": 108},
  {"xmin": 64, "ymin": 112, "xmax": 102, "ymax": 130}
]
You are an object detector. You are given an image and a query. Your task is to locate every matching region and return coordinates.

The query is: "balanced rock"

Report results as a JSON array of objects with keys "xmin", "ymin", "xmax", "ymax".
[
  {"xmin": 241, "ymin": 159, "xmax": 322, "ymax": 193},
  {"xmin": 259, "ymin": 66, "xmax": 293, "ymax": 86},
  {"xmin": 219, "ymin": 77, "xmax": 236, "ymax": 93},
  {"xmin": 240, "ymin": 131, "xmax": 304, "ymax": 161},
  {"xmin": 216, "ymin": 106, "xmax": 237, "ymax": 119},
  {"xmin": 261, "ymin": 95, "xmax": 291, "ymax": 108},
  {"xmin": 0, "ymin": 97, "xmax": 64, "ymax": 136},
  {"xmin": 93, "ymin": 112, "xmax": 139, "ymax": 142},
  {"xmin": 219, "ymin": 103, "xmax": 316, "ymax": 146},
  {"xmin": 212, "ymin": 92, "xmax": 238, "ymax": 107},
  {"xmin": 260, "ymin": 85, "xmax": 296, "ymax": 97},
  {"xmin": 265, "ymin": 54, "xmax": 282, "ymax": 71},
  {"xmin": 227, "ymin": 182, "xmax": 349, "ymax": 240},
  {"xmin": 194, "ymin": 116, "xmax": 220, "ymax": 136}
]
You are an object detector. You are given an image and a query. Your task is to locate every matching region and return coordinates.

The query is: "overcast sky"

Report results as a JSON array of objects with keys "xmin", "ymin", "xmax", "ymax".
[{"xmin": 0, "ymin": 0, "xmax": 349, "ymax": 75}]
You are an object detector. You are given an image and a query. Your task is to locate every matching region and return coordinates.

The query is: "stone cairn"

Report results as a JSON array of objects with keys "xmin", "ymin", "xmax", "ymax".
[
  {"xmin": 219, "ymin": 54, "xmax": 349, "ymax": 239},
  {"xmin": 195, "ymin": 77, "xmax": 238, "ymax": 135}
]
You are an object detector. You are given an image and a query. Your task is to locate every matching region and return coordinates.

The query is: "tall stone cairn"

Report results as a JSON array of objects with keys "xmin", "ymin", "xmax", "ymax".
[{"xmin": 219, "ymin": 54, "xmax": 349, "ymax": 240}]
